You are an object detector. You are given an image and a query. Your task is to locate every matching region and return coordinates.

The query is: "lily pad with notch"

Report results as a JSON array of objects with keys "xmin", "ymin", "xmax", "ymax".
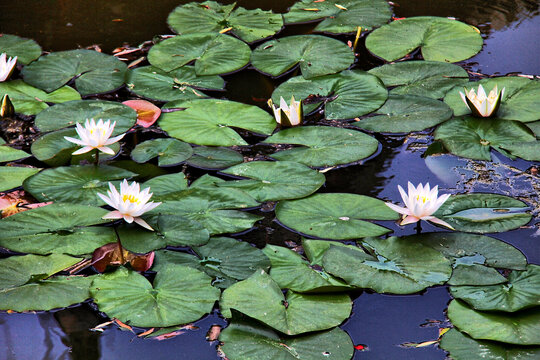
[
  {"xmin": 21, "ymin": 49, "xmax": 128, "ymax": 95},
  {"xmin": 167, "ymin": 1, "xmax": 283, "ymax": 43},
  {"xmin": 353, "ymin": 94, "xmax": 453, "ymax": 133},
  {"xmin": 220, "ymin": 269, "xmax": 352, "ymax": 335},
  {"xmin": 131, "ymin": 138, "xmax": 193, "ymax": 167},
  {"xmin": 148, "ymin": 33, "xmax": 251, "ymax": 75},
  {"xmin": 367, "ymin": 61, "xmax": 469, "ymax": 99},
  {"xmin": 284, "ymin": 0, "xmax": 391, "ymax": 34},
  {"xmin": 126, "ymin": 65, "xmax": 224, "ymax": 102},
  {"xmin": 218, "ymin": 161, "xmax": 325, "ymax": 202},
  {"xmin": 142, "ymin": 172, "xmax": 188, "ymax": 196},
  {"xmin": 322, "ymin": 237, "xmax": 453, "ymax": 294},
  {"xmin": 271, "ymin": 70, "xmax": 387, "ymax": 119},
  {"xmin": 251, "ymin": 35, "xmax": 355, "ymax": 79},
  {"xmin": 0, "ymin": 34, "xmax": 42, "ymax": 65},
  {"xmin": 186, "ymin": 146, "xmax": 244, "ymax": 170},
  {"xmin": 0, "ymin": 166, "xmax": 40, "ymax": 192},
  {"xmin": 160, "ymin": 98, "xmax": 276, "ymax": 146},
  {"xmin": 90, "ymin": 265, "xmax": 220, "ymax": 328},
  {"xmin": 433, "ymin": 193, "xmax": 531, "ymax": 234},
  {"xmin": 263, "ymin": 126, "xmax": 379, "ymax": 167},
  {"xmin": 365, "ymin": 16, "xmax": 483, "ymax": 63},
  {"xmin": 275, "ymin": 193, "xmax": 398, "ymax": 240}
]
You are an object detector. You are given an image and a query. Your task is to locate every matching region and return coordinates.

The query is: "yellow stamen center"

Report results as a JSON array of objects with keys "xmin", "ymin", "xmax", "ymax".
[
  {"xmin": 123, "ymin": 194, "xmax": 140, "ymax": 204},
  {"xmin": 416, "ymin": 195, "xmax": 429, "ymax": 204}
]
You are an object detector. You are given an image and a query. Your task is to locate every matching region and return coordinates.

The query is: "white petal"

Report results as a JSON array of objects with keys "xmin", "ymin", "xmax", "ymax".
[
  {"xmin": 63, "ymin": 136, "xmax": 86, "ymax": 146},
  {"xmin": 102, "ymin": 210, "xmax": 123, "ymax": 220},
  {"xmin": 424, "ymin": 216, "xmax": 455, "ymax": 230},
  {"xmin": 104, "ymin": 133, "xmax": 125, "ymax": 145},
  {"xmin": 134, "ymin": 217, "xmax": 154, "ymax": 231},
  {"xmin": 400, "ymin": 215, "xmax": 420, "ymax": 225},
  {"xmin": 97, "ymin": 146, "xmax": 116, "ymax": 155},
  {"xmin": 385, "ymin": 202, "xmax": 411, "ymax": 216},
  {"xmin": 72, "ymin": 146, "xmax": 94, "ymax": 155}
]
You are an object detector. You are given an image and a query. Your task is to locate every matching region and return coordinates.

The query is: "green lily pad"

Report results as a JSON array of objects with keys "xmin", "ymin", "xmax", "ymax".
[
  {"xmin": 444, "ymin": 77, "xmax": 540, "ymax": 122},
  {"xmin": 353, "ymin": 94, "xmax": 452, "ymax": 133},
  {"xmin": 0, "ymin": 275, "xmax": 94, "ymax": 312},
  {"xmin": 262, "ymin": 244, "xmax": 351, "ymax": 293},
  {"xmin": 117, "ymin": 215, "xmax": 210, "ymax": 253},
  {"xmin": 220, "ymin": 319, "xmax": 354, "ymax": 360},
  {"xmin": 0, "ymin": 80, "xmax": 81, "ymax": 116},
  {"xmin": 142, "ymin": 172, "xmax": 188, "ymax": 195},
  {"xmin": 264, "ymin": 126, "xmax": 379, "ymax": 167},
  {"xmin": 34, "ymin": 99, "xmax": 137, "ymax": 133},
  {"xmin": 0, "ymin": 138, "xmax": 30, "ymax": 163},
  {"xmin": 23, "ymin": 165, "xmax": 136, "ymax": 205},
  {"xmin": 368, "ymin": 61, "xmax": 469, "ymax": 99},
  {"xmin": 447, "ymin": 299, "xmax": 540, "ymax": 345},
  {"xmin": 450, "ymin": 265, "xmax": 540, "ymax": 312},
  {"xmin": 448, "ymin": 264, "xmax": 508, "ymax": 286},
  {"xmin": 499, "ymin": 140, "xmax": 540, "ymax": 161},
  {"xmin": 0, "ymin": 34, "xmax": 42, "ymax": 65},
  {"xmin": 284, "ymin": 0, "xmax": 391, "ymax": 33},
  {"xmin": 186, "ymin": 146, "xmax": 244, "ymax": 169},
  {"xmin": 302, "ymin": 239, "xmax": 359, "ymax": 266},
  {"xmin": 220, "ymin": 270, "xmax": 352, "ymax": 335},
  {"xmin": 526, "ymin": 121, "xmax": 540, "ymax": 137},
  {"xmin": 433, "ymin": 193, "xmax": 531, "ymax": 233},
  {"xmin": 154, "ymin": 236, "xmax": 271, "ymax": 289},
  {"xmin": 131, "ymin": 138, "xmax": 193, "ymax": 166},
  {"xmin": 271, "ymin": 70, "xmax": 387, "ymax": 119},
  {"xmin": 251, "ymin": 35, "xmax": 354, "ymax": 79},
  {"xmin": 126, "ymin": 65, "xmax": 224, "ymax": 102},
  {"xmin": 219, "ymin": 161, "xmax": 325, "ymax": 202},
  {"xmin": 90, "ymin": 266, "xmax": 220, "ymax": 328},
  {"xmin": 366, "ymin": 16, "xmax": 483, "ymax": 62},
  {"xmin": 440, "ymin": 328, "xmax": 540, "ymax": 360},
  {"xmin": 434, "ymin": 116, "xmax": 537, "ymax": 160},
  {"xmin": 0, "ymin": 203, "xmax": 109, "ymax": 239},
  {"xmin": 0, "ymin": 166, "xmax": 40, "ymax": 191},
  {"xmin": 167, "ymin": 1, "xmax": 283, "ymax": 43},
  {"xmin": 0, "ymin": 226, "xmax": 115, "ymax": 256},
  {"xmin": 160, "ymin": 99, "xmax": 276, "ymax": 146},
  {"xmin": 323, "ymin": 237, "xmax": 452, "ymax": 294},
  {"xmin": 21, "ymin": 49, "xmax": 128, "ymax": 95},
  {"xmin": 148, "ymin": 33, "xmax": 251, "ymax": 75},
  {"xmin": 276, "ymin": 193, "xmax": 398, "ymax": 239}
]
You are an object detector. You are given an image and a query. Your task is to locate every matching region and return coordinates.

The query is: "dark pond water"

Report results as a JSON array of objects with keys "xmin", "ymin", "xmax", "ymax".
[{"xmin": 0, "ymin": 1, "xmax": 539, "ymax": 359}]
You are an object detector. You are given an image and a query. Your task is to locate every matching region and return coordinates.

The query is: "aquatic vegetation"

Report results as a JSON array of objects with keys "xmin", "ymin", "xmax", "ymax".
[
  {"xmin": 268, "ymin": 96, "xmax": 303, "ymax": 127},
  {"xmin": 64, "ymin": 118, "xmax": 125, "ymax": 155},
  {"xmin": 459, "ymin": 84, "xmax": 504, "ymax": 117}
]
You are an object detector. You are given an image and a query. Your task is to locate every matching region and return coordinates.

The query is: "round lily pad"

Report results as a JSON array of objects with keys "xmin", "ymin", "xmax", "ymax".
[
  {"xmin": 131, "ymin": 138, "xmax": 193, "ymax": 167},
  {"xmin": 186, "ymin": 146, "xmax": 244, "ymax": 170},
  {"xmin": 126, "ymin": 65, "xmax": 224, "ymax": 102},
  {"xmin": 366, "ymin": 16, "xmax": 483, "ymax": 62},
  {"xmin": 23, "ymin": 164, "xmax": 136, "ymax": 205},
  {"xmin": 433, "ymin": 193, "xmax": 532, "ymax": 233},
  {"xmin": 167, "ymin": 1, "xmax": 283, "ymax": 43},
  {"xmin": 251, "ymin": 35, "xmax": 355, "ymax": 79},
  {"xmin": 90, "ymin": 266, "xmax": 220, "ymax": 328},
  {"xmin": 0, "ymin": 80, "xmax": 81, "ymax": 116},
  {"xmin": 22, "ymin": 49, "xmax": 127, "ymax": 95},
  {"xmin": 353, "ymin": 94, "xmax": 452, "ymax": 133},
  {"xmin": 0, "ymin": 166, "xmax": 40, "ymax": 191},
  {"xmin": 220, "ymin": 269, "xmax": 352, "ymax": 335},
  {"xmin": 444, "ymin": 77, "xmax": 540, "ymax": 122},
  {"xmin": 440, "ymin": 328, "xmax": 540, "ymax": 360},
  {"xmin": 275, "ymin": 193, "xmax": 398, "ymax": 239},
  {"xmin": 160, "ymin": 99, "xmax": 276, "ymax": 146},
  {"xmin": 34, "ymin": 99, "xmax": 137, "ymax": 133},
  {"xmin": 219, "ymin": 161, "xmax": 325, "ymax": 202},
  {"xmin": 271, "ymin": 70, "xmax": 387, "ymax": 119},
  {"xmin": 450, "ymin": 265, "xmax": 540, "ymax": 312},
  {"xmin": 263, "ymin": 126, "xmax": 379, "ymax": 167},
  {"xmin": 323, "ymin": 237, "xmax": 453, "ymax": 294},
  {"xmin": 220, "ymin": 320, "xmax": 354, "ymax": 360},
  {"xmin": 148, "ymin": 33, "xmax": 251, "ymax": 75},
  {"xmin": 0, "ymin": 34, "xmax": 42, "ymax": 65},
  {"xmin": 447, "ymin": 299, "xmax": 540, "ymax": 345},
  {"xmin": 284, "ymin": 0, "xmax": 392, "ymax": 33},
  {"xmin": 367, "ymin": 61, "xmax": 469, "ymax": 99},
  {"xmin": 434, "ymin": 116, "xmax": 537, "ymax": 161}
]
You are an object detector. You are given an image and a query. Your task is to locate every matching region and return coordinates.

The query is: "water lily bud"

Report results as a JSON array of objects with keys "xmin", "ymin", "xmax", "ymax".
[
  {"xmin": 459, "ymin": 84, "xmax": 505, "ymax": 118},
  {"xmin": 268, "ymin": 96, "xmax": 303, "ymax": 127}
]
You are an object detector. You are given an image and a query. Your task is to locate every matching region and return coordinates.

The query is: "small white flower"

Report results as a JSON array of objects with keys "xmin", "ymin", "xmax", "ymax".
[
  {"xmin": 385, "ymin": 182, "xmax": 454, "ymax": 230},
  {"xmin": 64, "ymin": 118, "xmax": 125, "ymax": 155},
  {"xmin": 0, "ymin": 53, "xmax": 17, "ymax": 82},
  {"xmin": 459, "ymin": 84, "xmax": 505, "ymax": 118},
  {"xmin": 98, "ymin": 180, "xmax": 161, "ymax": 231},
  {"xmin": 268, "ymin": 96, "xmax": 303, "ymax": 126}
]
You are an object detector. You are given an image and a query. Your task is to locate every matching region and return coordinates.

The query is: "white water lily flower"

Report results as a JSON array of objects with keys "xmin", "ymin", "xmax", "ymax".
[
  {"xmin": 64, "ymin": 118, "xmax": 125, "ymax": 155},
  {"xmin": 459, "ymin": 84, "xmax": 505, "ymax": 117},
  {"xmin": 385, "ymin": 182, "xmax": 454, "ymax": 230},
  {"xmin": 98, "ymin": 180, "xmax": 161, "ymax": 231},
  {"xmin": 0, "ymin": 53, "xmax": 17, "ymax": 82},
  {"xmin": 268, "ymin": 96, "xmax": 303, "ymax": 126}
]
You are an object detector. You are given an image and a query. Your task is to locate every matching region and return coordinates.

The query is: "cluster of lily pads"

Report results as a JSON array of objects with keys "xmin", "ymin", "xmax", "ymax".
[{"xmin": 0, "ymin": 0, "xmax": 539, "ymax": 359}]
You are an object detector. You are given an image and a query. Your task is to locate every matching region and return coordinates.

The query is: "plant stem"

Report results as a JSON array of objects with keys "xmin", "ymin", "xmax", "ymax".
[
  {"xmin": 415, "ymin": 221, "xmax": 422, "ymax": 234},
  {"xmin": 94, "ymin": 148, "xmax": 100, "ymax": 166},
  {"xmin": 113, "ymin": 226, "xmax": 125, "ymax": 263}
]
